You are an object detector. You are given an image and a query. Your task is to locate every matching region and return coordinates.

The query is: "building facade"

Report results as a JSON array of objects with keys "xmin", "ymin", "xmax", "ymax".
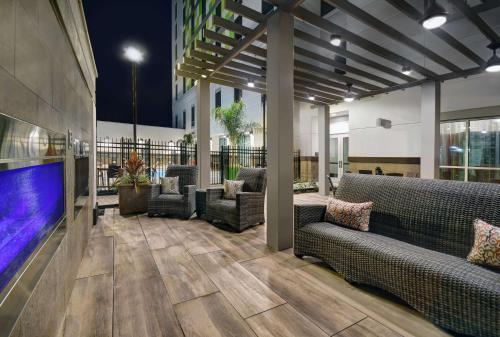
[{"xmin": 171, "ymin": 0, "xmax": 267, "ymax": 149}]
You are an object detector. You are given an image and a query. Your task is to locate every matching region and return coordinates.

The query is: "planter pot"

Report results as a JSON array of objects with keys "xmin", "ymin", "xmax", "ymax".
[{"xmin": 118, "ymin": 184, "xmax": 152, "ymax": 215}]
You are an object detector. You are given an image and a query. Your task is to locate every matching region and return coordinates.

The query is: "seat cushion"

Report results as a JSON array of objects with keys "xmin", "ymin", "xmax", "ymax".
[
  {"xmin": 158, "ymin": 194, "xmax": 183, "ymax": 202},
  {"xmin": 210, "ymin": 199, "xmax": 237, "ymax": 213},
  {"xmin": 299, "ymin": 222, "xmax": 500, "ymax": 289}
]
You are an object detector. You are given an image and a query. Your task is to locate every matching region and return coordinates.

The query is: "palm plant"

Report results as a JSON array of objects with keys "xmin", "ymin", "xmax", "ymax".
[{"xmin": 212, "ymin": 99, "xmax": 246, "ymax": 147}]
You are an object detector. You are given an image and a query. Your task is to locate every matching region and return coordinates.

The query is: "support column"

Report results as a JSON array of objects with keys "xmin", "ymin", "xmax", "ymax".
[
  {"xmin": 318, "ymin": 105, "xmax": 330, "ymax": 196},
  {"xmin": 266, "ymin": 11, "xmax": 294, "ymax": 251},
  {"xmin": 420, "ymin": 80, "xmax": 441, "ymax": 179},
  {"xmin": 196, "ymin": 79, "xmax": 210, "ymax": 188}
]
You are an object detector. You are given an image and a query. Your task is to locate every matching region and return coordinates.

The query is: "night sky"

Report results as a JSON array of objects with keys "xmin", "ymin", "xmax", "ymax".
[{"xmin": 83, "ymin": 0, "xmax": 172, "ymax": 127}]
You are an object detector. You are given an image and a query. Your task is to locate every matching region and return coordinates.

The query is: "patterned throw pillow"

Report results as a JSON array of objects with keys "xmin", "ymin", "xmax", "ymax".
[
  {"xmin": 223, "ymin": 179, "xmax": 244, "ymax": 200},
  {"xmin": 325, "ymin": 198, "xmax": 373, "ymax": 232},
  {"xmin": 467, "ymin": 219, "xmax": 500, "ymax": 268},
  {"xmin": 161, "ymin": 176, "xmax": 179, "ymax": 194}
]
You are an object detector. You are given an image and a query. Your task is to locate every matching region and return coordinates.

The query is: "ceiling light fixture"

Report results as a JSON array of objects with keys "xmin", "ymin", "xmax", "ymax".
[
  {"xmin": 247, "ymin": 79, "xmax": 255, "ymax": 88},
  {"xmin": 308, "ymin": 95, "xmax": 315, "ymax": 101},
  {"xmin": 330, "ymin": 34, "xmax": 342, "ymax": 47},
  {"xmin": 421, "ymin": 0, "xmax": 447, "ymax": 30},
  {"xmin": 201, "ymin": 74, "xmax": 207, "ymax": 78},
  {"xmin": 344, "ymin": 84, "xmax": 355, "ymax": 103},
  {"xmin": 402, "ymin": 65, "xmax": 412, "ymax": 75},
  {"xmin": 486, "ymin": 42, "xmax": 500, "ymax": 73}
]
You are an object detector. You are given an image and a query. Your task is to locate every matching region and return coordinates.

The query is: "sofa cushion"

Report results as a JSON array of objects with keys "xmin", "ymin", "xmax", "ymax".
[
  {"xmin": 468, "ymin": 219, "xmax": 500, "ymax": 268},
  {"xmin": 325, "ymin": 198, "xmax": 373, "ymax": 231},
  {"xmin": 210, "ymin": 199, "xmax": 237, "ymax": 212},
  {"xmin": 299, "ymin": 222, "xmax": 500, "ymax": 285}
]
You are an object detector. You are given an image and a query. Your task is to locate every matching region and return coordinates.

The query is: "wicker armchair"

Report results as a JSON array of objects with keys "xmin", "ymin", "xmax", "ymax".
[
  {"xmin": 148, "ymin": 165, "xmax": 197, "ymax": 219},
  {"xmin": 205, "ymin": 168, "xmax": 267, "ymax": 232}
]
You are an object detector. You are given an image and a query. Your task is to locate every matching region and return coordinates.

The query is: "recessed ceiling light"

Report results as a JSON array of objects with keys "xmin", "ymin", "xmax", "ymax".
[
  {"xmin": 421, "ymin": 0, "xmax": 447, "ymax": 30},
  {"xmin": 330, "ymin": 34, "xmax": 342, "ymax": 47},
  {"xmin": 402, "ymin": 65, "xmax": 412, "ymax": 75},
  {"xmin": 201, "ymin": 74, "xmax": 207, "ymax": 78},
  {"xmin": 207, "ymin": 68, "xmax": 214, "ymax": 72},
  {"xmin": 247, "ymin": 79, "xmax": 255, "ymax": 88},
  {"xmin": 486, "ymin": 43, "xmax": 500, "ymax": 73},
  {"xmin": 308, "ymin": 95, "xmax": 315, "ymax": 101}
]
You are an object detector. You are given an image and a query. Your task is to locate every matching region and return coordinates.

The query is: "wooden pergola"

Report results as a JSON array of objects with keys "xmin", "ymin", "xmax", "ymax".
[{"xmin": 177, "ymin": 0, "xmax": 500, "ymax": 250}]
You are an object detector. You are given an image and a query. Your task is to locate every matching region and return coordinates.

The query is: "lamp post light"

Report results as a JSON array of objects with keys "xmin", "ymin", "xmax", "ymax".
[{"xmin": 123, "ymin": 45, "xmax": 145, "ymax": 148}]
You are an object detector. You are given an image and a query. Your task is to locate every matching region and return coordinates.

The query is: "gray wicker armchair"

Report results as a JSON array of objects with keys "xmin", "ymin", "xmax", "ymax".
[
  {"xmin": 294, "ymin": 174, "xmax": 500, "ymax": 337},
  {"xmin": 148, "ymin": 165, "xmax": 197, "ymax": 219},
  {"xmin": 205, "ymin": 168, "xmax": 267, "ymax": 232}
]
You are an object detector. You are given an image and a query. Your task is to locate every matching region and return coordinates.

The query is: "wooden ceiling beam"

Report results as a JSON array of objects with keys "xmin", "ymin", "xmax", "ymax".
[
  {"xmin": 386, "ymin": 0, "xmax": 485, "ymax": 66},
  {"xmin": 293, "ymin": 6, "xmax": 438, "ymax": 78},
  {"xmin": 325, "ymin": 0, "xmax": 462, "ymax": 72},
  {"xmin": 452, "ymin": 1, "xmax": 500, "ymax": 43}
]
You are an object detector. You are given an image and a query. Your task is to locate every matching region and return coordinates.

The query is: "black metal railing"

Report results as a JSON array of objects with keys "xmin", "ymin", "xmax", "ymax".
[{"xmin": 96, "ymin": 138, "xmax": 301, "ymax": 194}]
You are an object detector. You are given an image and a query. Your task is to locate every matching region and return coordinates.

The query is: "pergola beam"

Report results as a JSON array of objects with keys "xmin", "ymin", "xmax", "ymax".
[
  {"xmin": 225, "ymin": 0, "xmax": 267, "ymax": 23},
  {"xmin": 325, "ymin": 0, "xmax": 462, "ymax": 72},
  {"xmin": 386, "ymin": 0, "xmax": 485, "ymax": 66},
  {"xmin": 293, "ymin": 6, "xmax": 438, "ymax": 78},
  {"xmin": 452, "ymin": 1, "xmax": 500, "ymax": 43}
]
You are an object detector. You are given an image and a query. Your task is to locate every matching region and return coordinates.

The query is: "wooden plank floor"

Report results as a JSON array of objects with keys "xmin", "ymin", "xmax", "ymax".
[{"xmin": 62, "ymin": 193, "xmax": 452, "ymax": 337}]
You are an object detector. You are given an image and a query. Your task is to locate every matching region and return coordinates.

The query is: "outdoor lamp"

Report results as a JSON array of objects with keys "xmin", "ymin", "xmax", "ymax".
[
  {"xmin": 486, "ymin": 43, "xmax": 500, "ymax": 73},
  {"xmin": 421, "ymin": 0, "xmax": 447, "ymax": 30}
]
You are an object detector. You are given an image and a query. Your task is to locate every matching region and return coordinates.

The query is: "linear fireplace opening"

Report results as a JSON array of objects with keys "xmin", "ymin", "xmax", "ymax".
[{"xmin": 0, "ymin": 161, "xmax": 65, "ymax": 294}]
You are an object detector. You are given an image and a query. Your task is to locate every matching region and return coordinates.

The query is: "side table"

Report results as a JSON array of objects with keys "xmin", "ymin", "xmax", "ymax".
[{"xmin": 196, "ymin": 189, "xmax": 207, "ymax": 218}]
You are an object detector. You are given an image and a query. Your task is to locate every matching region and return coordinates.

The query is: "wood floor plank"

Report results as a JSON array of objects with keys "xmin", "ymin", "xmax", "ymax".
[
  {"xmin": 113, "ymin": 217, "xmax": 146, "ymax": 244},
  {"xmin": 246, "ymin": 304, "xmax": 329, "ymax": 337},
  {"xmin": 334, "ymin": 318, "xmax": 402, "ymax": 337},
  {"xmin": 64, "ymin": 274, "xmax": 113, "ymax": 337},
  {"xmin": 77, "ymin": 236, "xmax": 113, "ymax": 278},
  {"xmin": 242, "ymin": 254, "xmax": 366, "ymax": 335},
  {"xmin": 174, "ymin": 292, "xmax": 257, "ymax": 337},
  {"xmin": 113, "ymin": 275, "xmax": 183, "ymax": 337},
  {"xmin": 114, "ymin": 240, "xmax": 159, "ymax": 286},
  {"xmin": 194, "ymin": 251, "xmax": 285, "ymax": 318},
  {"xmin": 300, "ymin": 264, "xmax": 452, "ymax": 337},
  {"xmin": 139, "ymin": 217, "xmax": 181, "ymax": 249},
  {"xmin": 151, "ymin": 245, "xmax": 218, "ymax": 304},
  {"xmin": 170, "ymin": 224, "xmax": 220, "ymax": 255}
]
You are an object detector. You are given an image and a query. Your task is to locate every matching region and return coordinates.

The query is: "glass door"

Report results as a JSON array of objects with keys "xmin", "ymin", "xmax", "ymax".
[{"xmin": 330, "ymin": 134, "xmax": 349, "ymax": 184}]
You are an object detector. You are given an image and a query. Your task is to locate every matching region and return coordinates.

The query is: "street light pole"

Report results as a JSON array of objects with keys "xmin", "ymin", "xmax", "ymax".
[
  {"xmin": 132, "ymin": 62, "xmax": 137, "ymax": 146},
  {"xmin": 123, "ymin": 45, "xmax": 145, "ymax": 149}
]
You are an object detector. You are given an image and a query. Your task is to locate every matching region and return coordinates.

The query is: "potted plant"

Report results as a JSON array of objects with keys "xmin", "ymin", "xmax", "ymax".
[{"xmin": 114, "ymin": 151, "xmax": 151, "ymax": 215}]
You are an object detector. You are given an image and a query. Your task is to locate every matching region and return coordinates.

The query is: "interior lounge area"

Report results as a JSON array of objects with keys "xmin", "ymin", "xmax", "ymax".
[{"xmin": 0, "ymin": 0, "xmax": 499, "ymax": 337}]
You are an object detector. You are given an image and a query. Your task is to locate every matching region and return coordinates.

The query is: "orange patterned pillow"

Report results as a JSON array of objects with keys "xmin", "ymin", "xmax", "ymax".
[
  {"xmin": 467, "ymin": 219, "xmax": 500, "ymax": 268},
  {"xmin": 325, "ymin": 198, "xmax": 373, "ymax": 232}
]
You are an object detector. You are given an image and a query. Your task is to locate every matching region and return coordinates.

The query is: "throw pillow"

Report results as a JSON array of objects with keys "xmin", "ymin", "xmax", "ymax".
[
  {"xmin": 325, "ymin": 198, "xmax": 373, "ymax": 232},
  {"xmin": 161, "ymin": 176, "xmax": 180, "ymax": 194},
  {"xmin": 223, "ymin": 179, "xmax": 244, "ymax": 200},
  {"xmin": 467, "ymin": 219, "xmax": 500, "ymax": 268}
]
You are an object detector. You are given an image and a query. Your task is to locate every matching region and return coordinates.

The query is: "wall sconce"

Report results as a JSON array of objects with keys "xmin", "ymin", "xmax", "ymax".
[{"xmin": 376, "ymin": 118, "xmax": 392, "ymax": 129}]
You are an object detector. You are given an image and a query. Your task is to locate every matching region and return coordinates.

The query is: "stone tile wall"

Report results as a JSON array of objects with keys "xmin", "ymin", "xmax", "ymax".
[{"xmin": 0, "ymin": 0, "xmax": 97, "ymax": 336}]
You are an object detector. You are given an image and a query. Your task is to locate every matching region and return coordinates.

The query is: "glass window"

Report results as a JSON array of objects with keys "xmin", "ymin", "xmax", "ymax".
[
  {"xmin": 215, "ymin": 89, "xmax": 221, "ymax": 108},
  {"xmin": 191, "ymin": 105, "xmax": 195, "ymax": 127},
  {"xmin": 182, "ymin": 110, "xmax": 186, "ymax": 129},
  {"xmin": 439, "ymin": 117, "xmax": 499, "ymax": 183},
  {"xmin": 234, "ymin": 88, "xmax": 242, "ymax": 102}
]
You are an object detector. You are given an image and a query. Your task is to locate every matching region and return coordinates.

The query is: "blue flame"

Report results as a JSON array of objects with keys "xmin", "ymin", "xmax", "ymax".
[{"xmin": 0, "ymin": 162, "xmax": 64, "ymax": 293}]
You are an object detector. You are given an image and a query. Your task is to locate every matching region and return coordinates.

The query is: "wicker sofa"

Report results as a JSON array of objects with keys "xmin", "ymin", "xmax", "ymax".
[
  {"xmin": 205, "ymin": 168, "xmax": 266, "ymax": 232},
  {"xmin": 148, "ymin": 165, "xmax": 197, "ymax": 219},
  {"xmin": 294, "ymin": 174, "xmax": 500, "ymax": 337}
]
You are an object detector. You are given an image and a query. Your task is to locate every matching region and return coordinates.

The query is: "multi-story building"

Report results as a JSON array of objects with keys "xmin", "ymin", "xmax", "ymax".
[{"xmin": 171, "ymin": 0, "xmax": 268, "ymax": 149}]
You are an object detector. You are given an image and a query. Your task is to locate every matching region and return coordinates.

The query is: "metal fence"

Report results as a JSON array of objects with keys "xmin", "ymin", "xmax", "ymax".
[{"xmin": 96, "ymin": 138, "xmax": 301, "ymax": 194}]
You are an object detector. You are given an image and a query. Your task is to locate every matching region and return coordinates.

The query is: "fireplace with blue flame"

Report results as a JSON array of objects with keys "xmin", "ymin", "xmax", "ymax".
[{"xmin": 0, "ymin": 113, "xmax": 66, "ymax": 299}]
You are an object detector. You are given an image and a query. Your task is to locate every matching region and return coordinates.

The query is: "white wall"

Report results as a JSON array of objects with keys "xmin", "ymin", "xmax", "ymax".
[
  {"xmin": 330, "ymin": 72, "xmax": 500, "ymax": 158},
  {"xmin": 97, "ymin": 121, "xmax": 186, "ymax": 142}
]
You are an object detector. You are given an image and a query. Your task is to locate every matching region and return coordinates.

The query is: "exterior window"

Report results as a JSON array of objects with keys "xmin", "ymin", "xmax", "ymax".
[
  {"xmin": 234, "ymin": 88, "xmax": 242, "ymax": 102},
  {"xmin": 440, "ymin": 117, "xmax": 500, "ymax": 183},
  {"xmin": 202, "ymin": 0, "xmax": 206, "ymax": 17},
  {"xmin": 174, "ymin": 44, "xmax": 177, "ymax": 62},
  {"xmin": 183, "ymin": 110, "xmax": 186, "ymax": 129},
  {"xmin": 191, "ymin": 105, "xmax": 195, "ymax": 127},
  {"xmin": 215, "ymin": 89, "xmax": 221, "ymax": 108},
  {"xmin": 174, "ymin": 3, "xmax": 177, "ymax": 20},
  {"xmin": 183, "ymin": 77, "xmax": 186, "ymax": 94},
  {"xmin": 175, "ymin": 115, "xmax": 178, "ymax": 128},
  {"xmin": 175, "ymin": 84, "xmax": 178, "ymax": 100},
  {"xmin": 216, "ymin": 3, "xmax": 221, "ymax": 17},
  {"xmin": 219, "ymin": 136, "xmax": 227, "ymax": 148}
]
